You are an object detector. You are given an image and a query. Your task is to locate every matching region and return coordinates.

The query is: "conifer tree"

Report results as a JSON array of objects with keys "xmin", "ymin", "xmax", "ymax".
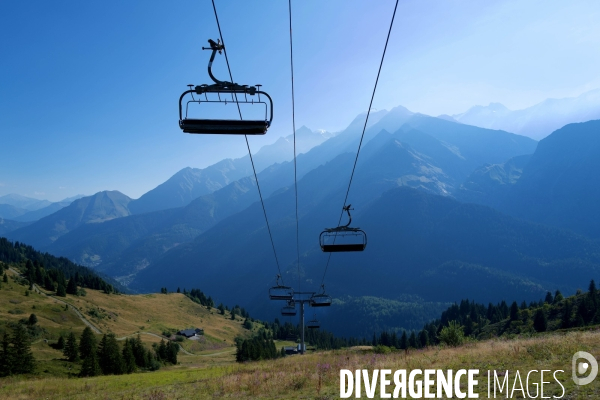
[
  {"xmin": 533, "ymin": 309, "xmax": 547, "ymax": 332},
  {"xmin": 408, "ymin": 331, "xmax": 417, "ymax": 349},
  {"xmin": 132, "ymin": 334, "xmax": 148, "ymax": 368},
  {"xmin": 98, "ymin": 333, "xmax": 124, "ymax": 375},
  {"xmin": 79, "ymin": 327, "xmax": 96, "ymax": 359},
  {"xmin": 56, "ymin": 335, "xmax": 65, "ymax": 350},
  {"xmin": 509, "ymin": 301, "xmax": 519, "ymax": 321},
  {"xmin": 66, "ymin": 278, "xmax": 78, "ymax": 295},
  {"xmin": 418, "ymin": 330, "xmax": 429, "ymax": 348},
  {"xmin": 554, "ymin": 290, "xmax": 564, "ymax": 303},
  {"xmin": 0, "ymin": 333, "xmax": 11, "ymax": 377},
  {"xmin": 156, "ymin": 339, "xmax": 168, "ymax": 361},
  {"xmin": 10, "ymin": 325, "xmax": 35, "ymax": 374},
  {"xmin": 122, "ymin": 339, "xmax": 137, "ymax": 373},
  {"xmin": 2, "ymin": 273, "xmax": 8, "ymax": 283},
  {"xmin": 64, "ymin": 332, "xmax": 79, "ymax": 362},
  {"xmin": 166, "ymin": 341, "xmax": 179, "ymax": 365},
  {"xmin": 544, "ymin": 292, "xmax": 553, "ymax": 304},
  {"xmin": 561, "ymin": 300, "xmax": 572, "ymax": 328},
  {"xmin": 79, "ymin": 347, "xmax": 101, "ymax": 377},
  {"xmin": 56, "ymin": 283, "xmax": 67, "ymax": 297},
  {"xmin": 399, "ymin": 331, "xmax": 407, "ymax": 350}
]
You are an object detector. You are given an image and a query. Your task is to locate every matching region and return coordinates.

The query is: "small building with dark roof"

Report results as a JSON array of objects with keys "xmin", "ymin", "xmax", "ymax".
[{"xmin": 177, "ymin": 328, "xmax": 203, "ymax": 338}]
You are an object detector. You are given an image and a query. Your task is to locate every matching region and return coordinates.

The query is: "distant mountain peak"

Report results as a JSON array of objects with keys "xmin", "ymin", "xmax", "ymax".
[{"xmin": 452, "ymin": 89, "xmax": 600, "ymax": 140}]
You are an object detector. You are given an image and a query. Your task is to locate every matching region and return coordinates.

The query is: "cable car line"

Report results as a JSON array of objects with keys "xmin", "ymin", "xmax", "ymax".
[
  {"xmin": 319, "ymin": 0, "xmax": 399, "ymax": 285},
  {"xmin": 209, "ymin": 0, "xmax": 284, "ymax": 282},
  {"xmin": 288, "ymin": 0, "xmax": 301, "ymax": 294}
]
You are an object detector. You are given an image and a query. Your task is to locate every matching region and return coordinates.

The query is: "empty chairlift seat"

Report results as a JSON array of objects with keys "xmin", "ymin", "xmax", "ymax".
[
  {"xmin": 320, "ymin": 205, "xmax": 367, "ymax": 252},
  {"xmin": 307, "ymin": 318, "xmax": 320, "ymax": 329},
  {"xmin": 178, "ymin": 39, "xmax": 273, "ymax": 136},
  {"xmin": 281, "ymin": 302, "xmax": 297, "ymax": 317},
  {"xmin": 180, "ymin": 118, "xmax": 270, "ymax": 135},
  {"xmin": 319, "ymin": 228, "xmax": 367, "ymax": 252},
  {"xmin": 310, "ymin": 293, "xmax": 332, "ymax": 308},
  {"xmin": 269, "ymin": 275, "xmax": 294, "ymax": 301}
]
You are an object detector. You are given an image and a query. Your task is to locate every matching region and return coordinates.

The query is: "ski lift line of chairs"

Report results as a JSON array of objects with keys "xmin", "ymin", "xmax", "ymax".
[
  {"xmin": 178, "ymin": 39, "xmax": 273, "ymax": 135},
  {"xmin": 269, "ymin": 275, "xmax": 294, "ymax": 301},
  {"xmin": 319, "ymin": 204, "xmax": 367, "ymax": 252}
]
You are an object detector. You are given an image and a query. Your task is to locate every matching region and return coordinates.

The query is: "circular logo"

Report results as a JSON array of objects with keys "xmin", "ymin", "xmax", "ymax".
[{"xmin": 572, "ymin": 351, "xmax": 598, "ymax": 386}]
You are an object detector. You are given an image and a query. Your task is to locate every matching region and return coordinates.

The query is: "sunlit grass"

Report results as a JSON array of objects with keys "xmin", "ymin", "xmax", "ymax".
[{"xmin": 2, "ymin": 330, "xmax": 600, "ymax": 399}]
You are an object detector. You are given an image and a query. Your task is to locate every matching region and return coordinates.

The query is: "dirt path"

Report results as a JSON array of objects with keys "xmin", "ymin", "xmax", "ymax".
[{"xmin": 8, "ymin": 267, "xmax": 102, "ymax": 334}]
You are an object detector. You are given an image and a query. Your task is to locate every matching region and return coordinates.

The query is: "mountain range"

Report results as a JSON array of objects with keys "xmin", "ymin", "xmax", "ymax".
[
  {"xmin": 452, "ymin": 88, "xmax": 600, "ymax": 140},
  {"xmin": 3, "ymin": 101, "xmax": 600, "ymax": 336}
]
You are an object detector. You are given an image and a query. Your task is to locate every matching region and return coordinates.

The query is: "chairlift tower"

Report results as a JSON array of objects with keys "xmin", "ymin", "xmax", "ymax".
[{"xmin": 271, "ymin": 278, "xmax": 332, "ymax": 355}]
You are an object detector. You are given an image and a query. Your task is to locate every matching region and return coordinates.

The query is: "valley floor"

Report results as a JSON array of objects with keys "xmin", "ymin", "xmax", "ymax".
[{"xmin": 2, "ymin": 330, "xmax": 600, "ymax": 399}]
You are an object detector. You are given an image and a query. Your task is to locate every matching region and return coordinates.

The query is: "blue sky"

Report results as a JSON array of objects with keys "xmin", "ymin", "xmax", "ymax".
[{"xmin": 1, "ymin": 0, "xmax": 599, "ymax": 201}]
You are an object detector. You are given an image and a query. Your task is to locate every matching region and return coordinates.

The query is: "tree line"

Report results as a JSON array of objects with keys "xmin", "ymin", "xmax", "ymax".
[
  {"xmin": 57, "ymin": 327, "xmax": 177, "ymax": 377},
  {"xmin": 0, "ymin": 237, "xmax": 116, "ymax": 295},
  {"xmin": 372, "ymin": 279, "xmax": 600, "ymax": 349}
]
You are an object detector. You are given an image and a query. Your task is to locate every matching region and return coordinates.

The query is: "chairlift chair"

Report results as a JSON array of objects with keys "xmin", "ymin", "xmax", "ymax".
[
  {"xmin": 310, "ymin": 285, "xmax": 332, "ymax": 307},
  {"xmin": 269, "ymin": 275, "xmax": 294, "ymax": 301},
  {"xmin": 307, "ymin": 315, "xmax": 320, "ymax": 329},
  {"xmin": 178, "ymin": 39, "xmax": 273, "ymax": 135},
  {"xmin": 281, "ymin": 301, "xmax": 297, "ymax": 317},
  {"xmin": 320, "ymin": 205, "xmax": 367, "ymax": 252}
]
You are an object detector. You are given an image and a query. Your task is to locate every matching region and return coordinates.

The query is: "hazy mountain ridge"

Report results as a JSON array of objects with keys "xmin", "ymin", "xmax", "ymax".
[
  {"xmin": 6, "ymin": 190, "xmax": 132, "ymax": 247},
  {"xmin": 0, "ymin": 218, "xmax": 31, "ymax": 235},
  {"xmin": 128, "ymin": 126, "xmax": 332, "ymax": 215},
  {"xmin": 129, "ymin": 180, "xmax": 600, "ymax": 336},
  {"xmin": 453, "ymin": 89, "xmax": 600, "ymax": 140},
  {"xmin": 0, "ymin": 194, "xmax": 84, "ymax": 221}
]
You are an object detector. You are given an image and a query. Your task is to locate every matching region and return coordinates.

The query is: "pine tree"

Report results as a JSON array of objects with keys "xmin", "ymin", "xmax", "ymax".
[
  {"xmin": 66, "ymin": 278, "xmax": 78, "ymax": 295},
  {"xmin": 56, "ymin": 283, "xmax": 67, "ymax": 297},
  {"xmin": 10, "ymin": 325, "xmax": 35, "ymax": 374},
  {"xmin": 554, "ymin": 290, "xmax": 564, "ymax": 303},
  {"xmin": 544, "ymin": 292, "xmax": 553, "ymax": 304},
  {"xmin": 399, "ymin": 331, "xmax": 407, "ymax": 350},
  {"xmin": 2, "ymin": 273, "xmax": 8, "ymax": 283},
  {"xmin": 56, "ymin": 335, "xmax": 65, "ymax": 350},
  {"xmin": 79, "ymin": 327, "xmax": 96, "ymax": 359},
  {"xmin": 79, "ymin": 348, "xmax": 101, "ymax": 377},
  {"xmin": 561, "ymin": 300, "xmax": 572, "ymax": 328},
  {"xmin": 98, "ymin": 333, "xmax": 124, "ymax": 375},
  {"xmin": 418, "ymin": 330, "xmax": 429, "ymax": 348},
  {"xmin": 0, "ymin": 333, "xmax": 11, "ymax": 377},
  {"xmin": 122, "ymin": 339, "xmax": 137, "ymax": 373},
  {"xmin": 533, "ymin": 309, "xmax": 547, "ymax": 332},
  {"xmin": 28, "ymin": 313, "xmax": 38, "ymax": 325},
  {"xmin": 408, "ymin": 332, "xmax": 417, "ymax": 349},
  {"xmin": 157, "ymin": 339, "xmax": 168, "ymax": 361},
  {"xmin": 166, "ymin": 341, "xmax": 179, "ymax": 365},
  {"xmin": 509, "ymin": 301, "xmax": 519, "ymax": 321},
  {"xmin": 132, "ymin": 334, "xmax": 148, "ymax": 368},
  {"xmin": 64, "ymin": 332, "xmax": 79, "ymax": 362}
]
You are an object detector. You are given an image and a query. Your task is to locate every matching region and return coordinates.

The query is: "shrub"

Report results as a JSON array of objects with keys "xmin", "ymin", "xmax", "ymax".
[
  {"xmin": 438, "ymin": 321, "xmax": 465, "ymax": 347},
  {"xmin": 374, "ymin": 345, "xmax": 392, "ymax": 354}
]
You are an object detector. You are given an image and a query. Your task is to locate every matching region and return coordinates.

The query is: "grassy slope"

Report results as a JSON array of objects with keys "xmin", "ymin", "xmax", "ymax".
[
  {"xmin": 0, "ymin": 268, "xmax": 259, "ymax": 378},
  {"xmin": 1, "ymin": 330, "xmax": 600, "ymax": 399}
]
